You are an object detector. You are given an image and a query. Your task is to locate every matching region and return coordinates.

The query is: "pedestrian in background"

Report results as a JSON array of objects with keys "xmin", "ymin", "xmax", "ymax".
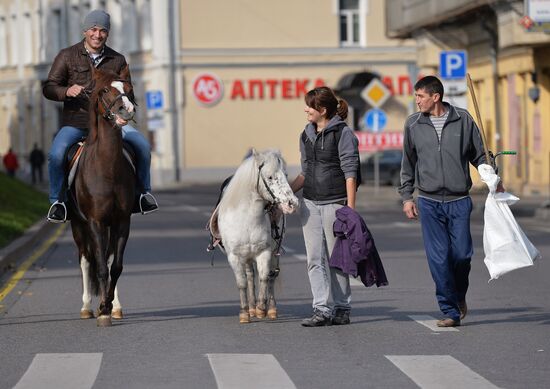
[
  {"xmin": 29, "ymin": 143, "xmax": 45, "ymax": 184},
  {"xmin": 3, "ymin": 148, "xmax": 19, "ymax": 178},
  {"xmin": 290, "ymin": 86, "xmax": 360, "ymax": 327},
  {"xmin": 399, "ymin": 75, "xmax": 502, "ymax": 327}
]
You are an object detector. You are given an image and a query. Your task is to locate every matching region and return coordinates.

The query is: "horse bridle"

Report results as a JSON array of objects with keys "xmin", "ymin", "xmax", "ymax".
[
  {"xmin": 256, "ymin": 162, "xmax": 279, "ymax": 206},
  {"xmin": 98, "ymin": 80, "xmax": 137, "ymax": 122}
]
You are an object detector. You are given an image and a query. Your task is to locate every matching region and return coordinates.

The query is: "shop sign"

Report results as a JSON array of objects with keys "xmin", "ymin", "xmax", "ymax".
[
  {"xmin": 355, "ymin": 131, "xmax": 403, "ymax": 152},
  {"xmin": 230, "ymin": 78, "xmax": 325, "ymax": 100},
  {"xmin": 193, "ymin": 73, "xmax": 224, "ymax": 106}
]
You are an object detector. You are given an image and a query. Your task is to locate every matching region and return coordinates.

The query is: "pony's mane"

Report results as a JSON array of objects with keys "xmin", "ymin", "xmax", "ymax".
[{"xmin": 219, "ymin": 149, "xmax": 283, "ymax": 209}]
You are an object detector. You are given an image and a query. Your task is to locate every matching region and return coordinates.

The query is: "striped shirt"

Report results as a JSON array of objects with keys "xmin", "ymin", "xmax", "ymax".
[{"xmin": 430, "ymin": 109, "xmax": 449, "ymax": 142}]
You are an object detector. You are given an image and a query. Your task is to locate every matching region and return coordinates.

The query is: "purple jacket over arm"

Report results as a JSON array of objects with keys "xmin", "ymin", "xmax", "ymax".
[{"xmin": 329, "ymin": 206, "xmax": 388, "ymax": 287}]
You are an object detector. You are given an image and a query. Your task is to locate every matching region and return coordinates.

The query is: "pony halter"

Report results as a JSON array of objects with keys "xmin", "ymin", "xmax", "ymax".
[{"xmin": 99, "ymin": 83, "xmax": 136, "ymax": 123}]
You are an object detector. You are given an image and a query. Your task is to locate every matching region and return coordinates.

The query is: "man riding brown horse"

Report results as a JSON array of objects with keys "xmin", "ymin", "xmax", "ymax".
[{"xmin": 43, "ymin": 9, "xmax": 158, "ymax": 223}]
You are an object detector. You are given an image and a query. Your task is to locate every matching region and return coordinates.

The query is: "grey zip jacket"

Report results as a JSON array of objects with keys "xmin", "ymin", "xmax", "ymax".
[{"xmin": 399, "ymin": 102, "xmax": 487, "ymax": 202}]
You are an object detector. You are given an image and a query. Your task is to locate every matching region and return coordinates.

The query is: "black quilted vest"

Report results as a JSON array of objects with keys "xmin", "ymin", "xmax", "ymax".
[{"xmin": 302, "ymin": 124, "xmax": 347, "ymax": 202}]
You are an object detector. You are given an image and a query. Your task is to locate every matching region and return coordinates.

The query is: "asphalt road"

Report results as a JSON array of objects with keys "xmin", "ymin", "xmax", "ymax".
[{"xmin": 0, "ymin": 184, "xmax": 548, "ymax": 389}]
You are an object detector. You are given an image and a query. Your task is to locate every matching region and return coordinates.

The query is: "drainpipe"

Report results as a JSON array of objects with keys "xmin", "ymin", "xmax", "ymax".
[{"xmin": 168, "ymin": 0, "xmax": 180, "ymax": 181}]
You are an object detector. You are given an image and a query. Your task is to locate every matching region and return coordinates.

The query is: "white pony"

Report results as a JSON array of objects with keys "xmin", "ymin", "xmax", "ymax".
[{"xmin": 211, "ymin": 149, "xmax": 299, "ymax": 323}]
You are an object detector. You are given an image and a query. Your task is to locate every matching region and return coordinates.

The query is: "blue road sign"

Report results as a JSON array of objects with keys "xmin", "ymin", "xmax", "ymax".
[
  {"xmin": 439, "ymin": 51, "xmax": 467, "ymax": 79},
  {"xmin": 364, "ymin": 108, "xmax": 387, "ymax": 133},
  {"xmin": 145, "ymin": 90, "xmax": 163, "ymax": 110}
]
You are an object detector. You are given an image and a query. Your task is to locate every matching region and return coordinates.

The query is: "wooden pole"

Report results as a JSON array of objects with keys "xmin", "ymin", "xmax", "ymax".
[{"xmin": 466, "ymin": 73, "xmax": 492, "ymax": 165}]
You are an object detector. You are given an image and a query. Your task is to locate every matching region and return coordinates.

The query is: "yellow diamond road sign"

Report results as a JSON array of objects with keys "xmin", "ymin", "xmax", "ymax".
[{"xmin": 361, "ymin": 78, "xmax": 391, "ymax": 108}]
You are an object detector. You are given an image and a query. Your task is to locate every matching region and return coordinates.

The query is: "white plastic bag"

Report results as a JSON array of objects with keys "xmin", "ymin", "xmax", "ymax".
[{"xmin": 478, "ymin": 164, "xmax": 542, "ymax": 281}]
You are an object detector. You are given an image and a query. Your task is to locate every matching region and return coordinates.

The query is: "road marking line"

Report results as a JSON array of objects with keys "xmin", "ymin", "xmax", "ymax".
[
  {"xmin": 409, "ymin": 315, "xmax": 460, "ymax": 332},
  {"xmin": 386, "ymin": 355, "xmax": 500, "ymax": 389},
  {"xmin": 350, "ymin": 277, "xmax": 363, "ymax": 287},
  {"xmin": 282, "ymin": 246, "xmax": 295, "ymax": 253},
  {"xmin": 293, "ymin": 254, "xmax": 307, "ymax": 261},
  {"xmin": 207, "ymin": 353, "xmax": 296, "ymax": 389},
  {"xmin": 0, "ymin": 224, "xmax": 66, "ymax": 302},
  {"xmin": 13, "ymin": 353, "xmax": 102, "ymax": 389}
]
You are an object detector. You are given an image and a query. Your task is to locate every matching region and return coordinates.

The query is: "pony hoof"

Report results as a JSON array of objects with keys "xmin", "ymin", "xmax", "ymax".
[
  {"xmin": 80, "ymin": 309, "xmax": 94, "ymax": 319},
  {"xmin": 111, "ymin": 309, "xmax": 123, "ymax": 320},
  {"xmin": 255, "ymin": 308, "xmax": 266, "ymax": 319},
  {"xmin": 248, "ymin": 309, "xmax": 256, "ymax": 318},
  {"xmin": 239, "ymin": 312, "xmax": 250, "ymax": 324},
  {"xmin": 267, "ymin": 308, "xmax": 277, "ymax": 320},
  {"xmin": 97, "ymin": 315, "xmax": 112, "ymax": 327}
]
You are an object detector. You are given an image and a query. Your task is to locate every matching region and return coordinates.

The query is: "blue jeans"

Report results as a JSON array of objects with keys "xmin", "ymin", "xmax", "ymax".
[
  {"xmin": 418, "ymin": 196, "xmax": 473, "ymax": 321},
  {"xmin": 300, "ymin": 198, "xmax": 351, "ymax": 316},
  {"xmin": 47, "ymin": 125, "xmax": 151, "ymax": 203}
]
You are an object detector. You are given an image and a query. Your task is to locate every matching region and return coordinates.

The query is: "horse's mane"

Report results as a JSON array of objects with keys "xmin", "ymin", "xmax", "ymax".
[{"xmin": 219, "ymin": 149, "xmax": 283, "ymax": 210}]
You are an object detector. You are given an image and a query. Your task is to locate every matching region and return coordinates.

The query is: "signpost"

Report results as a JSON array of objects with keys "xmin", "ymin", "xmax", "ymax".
[
  {"xmin": 439, "ymin": 50, "xmax": 468, "ymax": 108},
  {"xmin": 145, "ymin": 90, "xmax": 165, "ymax": 131},
  {"xmin": 364, "ymin": 108, "xmax": 387, "ymax": 133}
]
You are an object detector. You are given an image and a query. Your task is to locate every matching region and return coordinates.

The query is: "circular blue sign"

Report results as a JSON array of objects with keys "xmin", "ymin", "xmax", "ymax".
[{"xmin": 364, "ymin": 108, "xmax": 387, "ymax": 133}]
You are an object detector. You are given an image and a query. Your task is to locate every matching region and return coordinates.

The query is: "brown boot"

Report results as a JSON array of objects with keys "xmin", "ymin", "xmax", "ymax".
[{"xmin": 436, "ymin": 318, "xmax": 460, "ymax": 327}]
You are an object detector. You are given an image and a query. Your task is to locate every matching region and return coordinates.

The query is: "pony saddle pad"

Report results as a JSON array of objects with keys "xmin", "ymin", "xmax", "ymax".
[{"xmin": 64, "ymin": 141, "xmax": 140, "ymax": 220}]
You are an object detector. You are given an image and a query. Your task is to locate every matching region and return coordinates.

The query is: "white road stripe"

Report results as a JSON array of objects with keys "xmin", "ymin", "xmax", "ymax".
[
  {"xmin": 282, "ymin": 246, "xmax": 295, "ymax": 253},
  {"xmin": 161, "ymin": 205, "xmax": 202, "ymax": 212},
  {"xmin": 350, "ymin": 277, "xmax": 363, "ymax": 287},
  {"xmin": 386, "ymin": 355, "xmax": 500, "ymax": 389},
  {"xmin": 207, "ymin": 353, "xmax": 296, "ymax": 389},
  {"xmin": 13, "ymin": 353, "xmax": 102, "ymax": 389},
  {"xmin": 409, "ymin": 315, "xmax": 460, "ymax": 332},
  {"xmin": 293, "ymin": 254, "xmax": 308, "ymax": 261}
]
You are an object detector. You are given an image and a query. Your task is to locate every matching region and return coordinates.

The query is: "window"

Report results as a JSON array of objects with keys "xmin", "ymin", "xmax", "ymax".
[
  {"xmin": 50, "ymin": 9, "xmax": 63, "ymax": 58},
  {"xmin": 339, "ymin": 0, "xmax": 364, "ymax": 47},
  {"xmin": 9, "ymin": 14, "xmax": 18, "ymax": 66},
  {"xmin": 0, "ymin": 17, "xmax": 7, "ymax": 67},
  {"xmin": 22, "ymin": 13, "xmax": 33, "ymax": 64},
  {"xmin": 140, "ymin": 0, "xmax": 152, "ymax": 51}
]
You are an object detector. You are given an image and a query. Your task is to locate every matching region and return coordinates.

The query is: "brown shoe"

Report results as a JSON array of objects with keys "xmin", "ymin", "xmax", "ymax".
[
  {"xmin": 436, "ymin": 318, "xmax": 460, "ymax": 327},
  {"xmin": 458, "ymin": 300, "xmax": 467, "ymax": 320}
]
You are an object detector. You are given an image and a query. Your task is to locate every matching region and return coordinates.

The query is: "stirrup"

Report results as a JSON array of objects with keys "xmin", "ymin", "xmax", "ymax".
[
  {"xmin": 140, "ymin": 192, "xmax": 159, "ymax": 215},
  {"xmin": 47, "ymin": 201, "xmax": 67, "ymax": 224}
]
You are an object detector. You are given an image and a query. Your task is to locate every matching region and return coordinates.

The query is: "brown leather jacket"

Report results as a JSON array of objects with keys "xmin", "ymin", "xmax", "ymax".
[{"xmin": 43, "ymin": 40, "xmax": 133, "ymax": 129}]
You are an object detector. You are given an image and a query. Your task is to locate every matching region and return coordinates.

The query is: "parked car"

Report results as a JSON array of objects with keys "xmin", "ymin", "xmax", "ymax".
[{"xmin": 360, "ymin": 149, "xmax": 403, "ymax": 187}]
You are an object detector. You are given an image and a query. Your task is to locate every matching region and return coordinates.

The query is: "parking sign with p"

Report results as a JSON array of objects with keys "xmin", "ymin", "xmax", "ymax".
[{"xmin": 439, "ymin": 51, "xmax": 467, "ymax": 79}]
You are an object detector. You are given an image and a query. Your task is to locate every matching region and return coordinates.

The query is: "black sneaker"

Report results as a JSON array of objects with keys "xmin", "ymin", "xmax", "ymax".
[
  {"xmin": 47, "ymin": 201, "xmax": 67, "ymax": 223},
  {"xmin": 332, "ymin": 309, "xmax": 351, "ymax": 325},
  {"xmin": 301, "ymin": 310, "xmax": 332, "ymax": 327},
  {"xmin": 140, "ymin": 192, "xmax": 159, "ymax": 214}
]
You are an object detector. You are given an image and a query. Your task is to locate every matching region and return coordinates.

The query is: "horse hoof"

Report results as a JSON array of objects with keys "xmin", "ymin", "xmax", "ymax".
[
  {"xmin": 97, "ymin": 315, "xmax": 112, "ymax": 327},
  {"xmin": 80, "ymin": 309, "xmax": 94, "ymax": 319},
  {"xmin": 248, "ymin": 308, "xmax": 256, "ymax": 318},
  {"xmin": 267, "ymin": 308, "xmax": 277, "ymax": 320},
  {"xmin": 239, "ymin": 312, "xmax": 250, "ymax": 324},
  {"xmin": 255, "ymin": 308, "xmax": 266, "ymax": 319},
  {"xmin": 111, "ymin": 309, "xmax": 123, "ymax": 320}
]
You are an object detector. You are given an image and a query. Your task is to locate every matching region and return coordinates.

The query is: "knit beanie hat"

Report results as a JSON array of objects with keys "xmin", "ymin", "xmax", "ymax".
[{"xmin": 82, "ymin": 10, "xmax": 110, "ymax": 32}]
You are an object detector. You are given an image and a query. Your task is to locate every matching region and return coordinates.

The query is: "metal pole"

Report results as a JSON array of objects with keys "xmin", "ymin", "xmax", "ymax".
[
  {"xmin": 168, "ymin": 0, "xmax": 180, "ymax": 181},
  {"xmin": 466, "ymin": 73, "xmax": 491, "ymax": 165}
]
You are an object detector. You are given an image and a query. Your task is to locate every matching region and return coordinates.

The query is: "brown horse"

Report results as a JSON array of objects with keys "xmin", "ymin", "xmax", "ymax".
[{"xmin": 71, "ymin": 65, "xmax": 136, "ymax": 327}]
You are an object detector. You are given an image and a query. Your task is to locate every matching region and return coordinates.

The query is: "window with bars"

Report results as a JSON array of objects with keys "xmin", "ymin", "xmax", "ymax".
[{"xmin": 339, "ymin": 0, "xmax": 361, "ymax": 47}]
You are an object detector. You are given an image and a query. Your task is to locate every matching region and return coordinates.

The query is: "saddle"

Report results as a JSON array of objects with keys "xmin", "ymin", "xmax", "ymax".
[{"xmin": 63, "ymin": 141, "xmax": 140, "ymax": 220}]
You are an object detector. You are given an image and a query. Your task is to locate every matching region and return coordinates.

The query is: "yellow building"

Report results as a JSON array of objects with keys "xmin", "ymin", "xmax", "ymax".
[
  {"xmin": 387, "ymin": 0, "xmax": 550, "ymax": 196},
  {"xmin": 0, "ymin": 0, "xmax": 417, "ymax": 185}
]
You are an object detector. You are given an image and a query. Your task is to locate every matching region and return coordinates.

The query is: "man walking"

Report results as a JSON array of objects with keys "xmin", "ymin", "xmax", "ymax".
[
  {"xmin": 29, "ymin": 143, "xmax": 45, "ymax": 184},
  {"xmin": 399, "ymin": 75, "xmax": 495, "ymax": 327}
]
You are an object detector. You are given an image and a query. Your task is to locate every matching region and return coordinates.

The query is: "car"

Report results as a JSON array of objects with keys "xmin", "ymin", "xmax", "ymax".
[{"xmin": 360, "ymin": 149, "xmax": 403, "ymax": 187}]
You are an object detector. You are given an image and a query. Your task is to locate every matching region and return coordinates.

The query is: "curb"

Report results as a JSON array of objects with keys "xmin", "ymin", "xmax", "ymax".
[{"xmin": 0, "ymin": 219, "xmax": 58, "ymax": 275}]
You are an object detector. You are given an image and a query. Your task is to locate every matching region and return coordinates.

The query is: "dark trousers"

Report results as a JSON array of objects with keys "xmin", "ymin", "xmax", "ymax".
[
  {"xmin": 418, "ymin": 196, "xmax": 473, "ymax": 321},
  {"xmin": 32, "ymin": 165, "xmax": 43, "ymax": 183}
]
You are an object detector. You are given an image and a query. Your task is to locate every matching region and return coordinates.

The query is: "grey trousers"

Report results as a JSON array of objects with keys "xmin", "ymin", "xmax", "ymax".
[{"xmin": 300, "ymin": 198, "xmax": 351, "ymax": 316}]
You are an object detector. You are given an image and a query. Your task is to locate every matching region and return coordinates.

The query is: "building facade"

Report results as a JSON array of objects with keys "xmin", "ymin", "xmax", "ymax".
[
  {"xmin": 0, "ymin": 0, "xmax": 417, "ymax": 185},
  {"xmin": 387, "ymin": 0, "xmax": 550, "ymax": 196}
]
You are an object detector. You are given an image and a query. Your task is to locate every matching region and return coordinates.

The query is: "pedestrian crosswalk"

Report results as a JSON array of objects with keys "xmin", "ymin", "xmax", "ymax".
[{"xmin": 11, "ymin": 351, "xmax": 501, "ymax": 389}]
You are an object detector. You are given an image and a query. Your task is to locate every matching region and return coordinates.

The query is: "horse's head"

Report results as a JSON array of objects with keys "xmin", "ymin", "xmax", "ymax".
[
  {"xmin": 253, "ymin": 149, "xmax": 299, "ymax": 215},
  {"xmin": 92, "ymin": 65, "xmax": 135, "ymax": 123}
]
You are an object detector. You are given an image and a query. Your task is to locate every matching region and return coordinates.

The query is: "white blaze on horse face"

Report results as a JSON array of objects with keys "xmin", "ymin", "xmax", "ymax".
[
  {"xmin": 111, "ymin": 81, "xmax": 134, "ymax": 112},
  {"xmin": 263, "ymin": 166, "xmax": 298, "ymax": 215}
]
